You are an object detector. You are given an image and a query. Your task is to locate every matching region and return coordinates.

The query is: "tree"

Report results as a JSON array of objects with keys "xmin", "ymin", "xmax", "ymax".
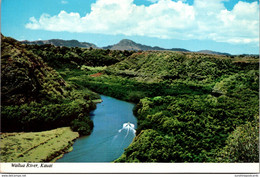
[{"xmin": 216, "ymin": 117, "xmax": 259, "ymax": 162}]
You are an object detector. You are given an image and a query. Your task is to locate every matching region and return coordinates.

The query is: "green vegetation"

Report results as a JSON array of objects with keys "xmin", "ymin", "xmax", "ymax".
[
  {"xmin": 105, "ymin": 52, "xmax": 258, "ymax": 162},
  {"xmin": 106, "ymin": 52, "xmax": 239, "ymax": 83},
  {"xmin": 1, "ymin": 35, "xmax": 98, "ymax": 136},
  {"xmin": 1, "ymin": 34, "xmax": 259, "ymax": 163},
  {"xmin": 25, "ymin": 44, "xmax": 134, "ymax": 69},
  {"xmin": 216, "ymin": 116, "xmax": 259, "ymax": 162},
  {"xmin": 114, "ymin": 58, "xmax": 259, "ymax": 162},
  {"xmin": 1, "ymin": 98, "xmax": 95, "ymax": 135},
  {"xmin": 49, "ymin": 50, "xmax": 258, "ymax": 163},
  {"xmin": 116, "ymin": 92, "xmax": 258, "ymax": 162},
  {"xmin": 0, "ymin": 127, "xmax": 79, "ymax": 162}
]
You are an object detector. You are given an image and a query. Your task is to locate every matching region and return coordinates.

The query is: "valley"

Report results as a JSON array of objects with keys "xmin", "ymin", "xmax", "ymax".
[{"xmin": 1, "ymin": 34, "xmax": 259, "ymax": 163}]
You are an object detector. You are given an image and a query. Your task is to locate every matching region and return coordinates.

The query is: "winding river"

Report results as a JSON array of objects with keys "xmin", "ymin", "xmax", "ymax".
[{"xmin": 57, "ymin": 95, "xmax": 137, "ymax": 162}]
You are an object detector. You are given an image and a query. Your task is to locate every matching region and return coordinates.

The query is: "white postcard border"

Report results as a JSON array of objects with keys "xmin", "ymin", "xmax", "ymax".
[{"xmin": 1, "ymin": 163, "xmax": 259, "ymax": 174}]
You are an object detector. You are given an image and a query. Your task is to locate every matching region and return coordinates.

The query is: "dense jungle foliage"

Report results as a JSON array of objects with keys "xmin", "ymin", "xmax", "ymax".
[
  {"xmin": 1, "ymin": 35, "xmax": 98, "ymax": 135},
  {"xmin": 1, "ymin": 34, "xmax": 259, "ymax": 162},
  {"xmin": 24, "ymin": 44, "xmax": 134, "ymax": 68},
  {"xmin": 112, "ymin": 53, "xmax": 259, "ymax": 162}
]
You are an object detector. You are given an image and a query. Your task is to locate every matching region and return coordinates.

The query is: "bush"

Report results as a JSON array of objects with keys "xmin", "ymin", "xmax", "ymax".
[
  {"xmin": 1, "ymin": 96, "xmax": 96, "ymax": 134},
  {"xmin": 216, "ymin": 117, "xmax": 259, "ymax": 162},
  {"xmin": 70, "ymin": 116, "xmax": 94, "ymax": 136}
]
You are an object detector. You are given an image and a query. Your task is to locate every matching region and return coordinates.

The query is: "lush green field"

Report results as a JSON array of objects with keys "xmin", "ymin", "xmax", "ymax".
[
  {"xmin": 0, "ymin": 127, "xmax": 79, "ymax": 162},
  {"xmin": 1, "ymin": 34, "xmax": 259, "ymax": 162}
]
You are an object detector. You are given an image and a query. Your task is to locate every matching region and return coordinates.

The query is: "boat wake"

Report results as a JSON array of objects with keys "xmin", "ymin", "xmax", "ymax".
[
  {"xmin": 112, "ymin": 122, "xmax": 136, "ymax": 145},
  {"xmin": 119, "ymin": 122, "xmax": 136, "ymax": 137}
]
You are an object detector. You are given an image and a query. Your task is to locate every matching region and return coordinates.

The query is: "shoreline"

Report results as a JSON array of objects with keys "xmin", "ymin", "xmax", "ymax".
[
  {"xmin": 51, "ymin": 142, "xmax": 75, "ymax": 162},
  {"xmin": 53, "ymin": 99, "xmax": 104, "ymax": 162}
]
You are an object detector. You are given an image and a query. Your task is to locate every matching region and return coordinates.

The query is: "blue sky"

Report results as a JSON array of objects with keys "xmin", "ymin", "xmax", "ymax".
[{"xmin": 1, "ymin": 0, "xmax": 259, "ymax": 54}]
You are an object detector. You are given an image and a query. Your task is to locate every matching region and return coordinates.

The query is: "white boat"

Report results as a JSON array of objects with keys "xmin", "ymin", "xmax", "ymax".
[{"xmin": 123, "ymin": 122, "xmax": 135, "ymax": 129}]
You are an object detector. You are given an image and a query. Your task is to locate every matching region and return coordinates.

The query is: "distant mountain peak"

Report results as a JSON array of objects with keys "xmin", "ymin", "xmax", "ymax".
[
  {"xmin": 103, "ymin": 39, "xmax": 189, "ymax": 52},
  {"xmin": 116, "ymin": 39, "xmax": 140, "ymax": 48},
  {"xmin": 119, "ymin": 39, "xmax": 134, "ymax": 42},
  {"xmin": 118, "ymin": 39, "xmax": 136, "ymax": 44}
]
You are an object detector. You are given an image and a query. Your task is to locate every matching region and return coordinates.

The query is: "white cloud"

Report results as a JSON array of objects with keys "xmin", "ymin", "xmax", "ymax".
[
  {"xmin": 215, "ymin": 2, "xmax": 259, "ymax": 44},
  {"xmin": 25, "ymin": 0, "xmax": 259, "ymax": 45},
  {"xmin": 61, "ymin": 0, "xmax": 68, "ymax": 4}
]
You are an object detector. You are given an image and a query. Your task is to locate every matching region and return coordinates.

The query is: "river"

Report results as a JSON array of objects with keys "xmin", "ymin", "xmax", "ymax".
[{"xmin": 57, "ymin": 95, "xmax": 137, "ymax": 162}]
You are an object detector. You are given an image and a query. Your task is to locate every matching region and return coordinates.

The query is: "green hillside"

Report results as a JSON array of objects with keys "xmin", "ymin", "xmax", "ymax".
[
  {"xmin": 1, "ymin": 35, "xmax": 98, "ymax": 136},
  {"xmin": 106, "ymin": 51, "xmax": 253, "ymax": 83},
  {"xmin": 1, "ymin": 34, "xmax": 65, "ymax": 105}
]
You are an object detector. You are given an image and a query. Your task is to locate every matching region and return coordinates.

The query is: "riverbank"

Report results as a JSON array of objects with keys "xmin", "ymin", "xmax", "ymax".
[{"xmin": 0, "ymin": 127, "xmax": 79, "ymax": 162}]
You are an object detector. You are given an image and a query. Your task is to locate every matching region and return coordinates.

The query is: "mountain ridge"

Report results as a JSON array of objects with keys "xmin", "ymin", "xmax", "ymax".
[
  {"xmin": 21, "ymin": 39, "xmax": 98, "ymax": 49},
  {"xmin": 103, "ymin": 39, "xmax": 190, "ymax": 52},
  {"xmin": 197, "ymin": 50, "xmax": 231, "ymax": 56},
  {"xmin": 21, "ymin": 38, "xmax": 231, "ymax": 55}
]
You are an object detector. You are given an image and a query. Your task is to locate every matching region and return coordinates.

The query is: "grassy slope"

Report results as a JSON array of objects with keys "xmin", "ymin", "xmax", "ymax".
[{"xmin": 0, "ymin": 127, "xmax": 79, "ymax": 162}]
